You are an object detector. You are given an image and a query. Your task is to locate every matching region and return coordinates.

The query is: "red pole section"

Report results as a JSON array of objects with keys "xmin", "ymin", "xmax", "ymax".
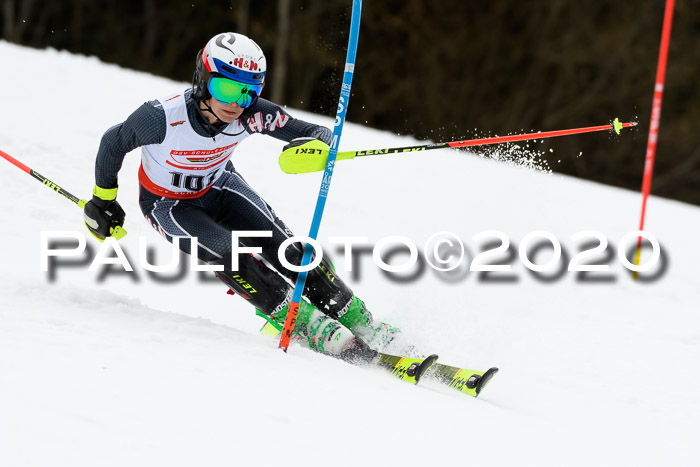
[
  {"xmin": 0, "ymin": 149, "xmax": 32, "ymax": 174},
  {"xmin": 447, "ymin": 122, "xmax": 637, "ymax": 149},
  {"xmin": 635, "ymin": 0, "xmax": 675, "ymax": 272}
]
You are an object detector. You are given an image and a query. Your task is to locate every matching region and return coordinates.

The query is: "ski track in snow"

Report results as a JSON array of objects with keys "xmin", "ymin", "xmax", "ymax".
[{"xmin": 1, "ymin": 41, "xmax": 700, "ymax": 466}]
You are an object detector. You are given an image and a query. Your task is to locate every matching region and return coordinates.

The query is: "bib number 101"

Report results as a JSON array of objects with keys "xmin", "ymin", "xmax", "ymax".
[{"xmin": 169, "ymin": 171, "xmax": 218, "ymax": 191}]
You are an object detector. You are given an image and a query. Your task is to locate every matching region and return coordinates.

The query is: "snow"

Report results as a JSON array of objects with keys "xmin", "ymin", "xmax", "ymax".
[{"xmin": 1, "ymin": 41, "xmax": 699, "ymax": 466}]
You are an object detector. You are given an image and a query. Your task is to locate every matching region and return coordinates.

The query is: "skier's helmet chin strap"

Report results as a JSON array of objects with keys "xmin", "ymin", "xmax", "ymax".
[
  {"xmin": 194, "ymin": 95, "xmax": 245, "ymax": 137},
  {"xmin": 199, "ymin": 98, "xmax": 221, "ymax": 121}
]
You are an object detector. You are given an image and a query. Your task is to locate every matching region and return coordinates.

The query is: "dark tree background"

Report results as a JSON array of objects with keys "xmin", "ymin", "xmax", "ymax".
[{"xmin": 2, "ymin": 0, "xmax": 698, "ymax": 205}]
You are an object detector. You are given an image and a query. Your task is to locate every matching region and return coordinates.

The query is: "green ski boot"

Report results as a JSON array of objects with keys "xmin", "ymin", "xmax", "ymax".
[{"xmin": 337, "ymin": 296, "xmax": 410, "ymax": 354}]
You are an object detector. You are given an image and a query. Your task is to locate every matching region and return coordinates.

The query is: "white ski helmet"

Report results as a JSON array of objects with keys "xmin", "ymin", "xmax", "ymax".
[{"xmin": 194, "ymin": 32, "xmax": 267, "ymax": 106}]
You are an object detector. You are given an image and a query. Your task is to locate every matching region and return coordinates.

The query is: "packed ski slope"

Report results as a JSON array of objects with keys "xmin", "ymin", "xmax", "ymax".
[{"xmin": 1, "ymin": 42, "xmax": 699, "ymax": 467}]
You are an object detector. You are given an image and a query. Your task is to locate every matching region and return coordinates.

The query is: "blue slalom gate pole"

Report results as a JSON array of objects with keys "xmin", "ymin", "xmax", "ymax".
[{"xmin": 279, "ymin": 0, "xmax": 363, "ymax": 351}]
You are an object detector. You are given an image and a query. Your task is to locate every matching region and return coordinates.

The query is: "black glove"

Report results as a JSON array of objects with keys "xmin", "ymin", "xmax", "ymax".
[
  {"xmin": 283, "ymin": 137, "xmax": 318, "ymax": 152},
  {"xmin": 84, "ymin": 187, "xmax": 126, "ymax": 240},
  {"xmin": 309, "ymin": 126, "xmax": 332, "ymax": 146}
]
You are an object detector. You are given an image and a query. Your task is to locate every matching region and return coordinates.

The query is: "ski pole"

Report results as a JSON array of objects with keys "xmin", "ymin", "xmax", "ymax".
[
  {"xmin": 0, "ymin": 149, "xmax": 126, "ymax": 239},
  {"xmin": 633, "ymin": 0, "xmax": 674, "ymax": 280},
  {"xmin": 279, "ymin": 118, "xmax": 638, "ymax": 174},
  {"xmin": 278, "ymin": 0, "xmax": 363, "ymax": 352}
]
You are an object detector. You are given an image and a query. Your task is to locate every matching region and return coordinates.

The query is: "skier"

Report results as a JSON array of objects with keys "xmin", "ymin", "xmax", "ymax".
[{"xmin": 83, "ymin": 32, "xmax": 400, "ymax": 362}]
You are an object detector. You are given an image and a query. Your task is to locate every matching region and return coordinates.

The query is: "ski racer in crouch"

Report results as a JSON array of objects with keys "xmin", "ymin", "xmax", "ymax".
[{"xmin": 83, "ymin": 32, "xmax": 403, "ymax": 362}]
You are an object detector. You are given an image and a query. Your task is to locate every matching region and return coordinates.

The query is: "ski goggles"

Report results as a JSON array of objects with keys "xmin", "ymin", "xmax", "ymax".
[{"xmin": 207, "ymin": 76, "xmax": 262, "ymax": 108}]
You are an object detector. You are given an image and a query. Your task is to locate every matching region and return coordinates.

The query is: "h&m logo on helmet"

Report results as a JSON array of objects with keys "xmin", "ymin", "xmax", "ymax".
[{"xmin": 232, "ymin": 57, "xmax": 259, "ymax": 71}]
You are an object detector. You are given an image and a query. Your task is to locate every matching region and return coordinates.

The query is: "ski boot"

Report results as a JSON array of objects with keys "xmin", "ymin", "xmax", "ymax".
[
  {"xmin": 258, "ymin": 299, "xmax": 378, "ymax": 364},
  {"xmin": 336, "ymin": 296, "xmax": 413, "ymax": 355}
]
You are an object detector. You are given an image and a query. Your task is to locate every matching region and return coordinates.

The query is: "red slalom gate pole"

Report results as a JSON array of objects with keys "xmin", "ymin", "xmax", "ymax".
[{"xmin": 634, "ymin": 0, "xmax": 675, "ymax": 278}]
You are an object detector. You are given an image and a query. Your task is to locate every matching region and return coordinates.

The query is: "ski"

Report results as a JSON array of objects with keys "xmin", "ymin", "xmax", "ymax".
[
  {"xmin": 425, "ymin": 363, "xmax": 499, "ymax": 397},
  {"xmin": 373, "ymin": 352, "xmax": 439, "ymax": 385},
  {"xmin": 259, "ymin": 316, "xmax": 493, "ymax": 392}
]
